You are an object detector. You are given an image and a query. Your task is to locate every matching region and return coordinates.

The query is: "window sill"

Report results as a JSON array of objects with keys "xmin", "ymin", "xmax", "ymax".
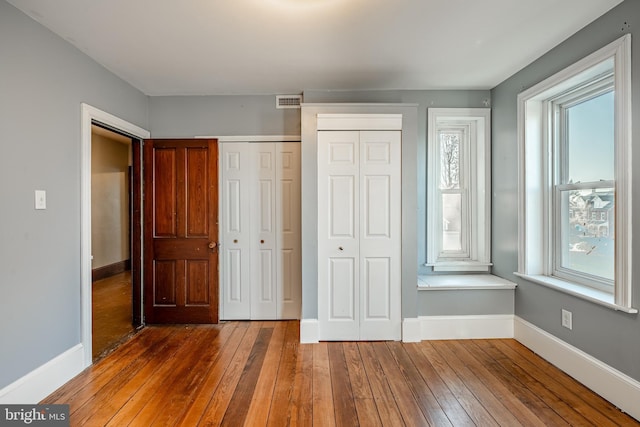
[
  {"xmin": 418, "ymin": 274, "xmax": 516, "ymax": 291},
  {"xmin": 425, "ymin": 261, "xmax": 492, "ymax": 272},
  {"xmin": 514, "ymin": 273, "xmax": 638, "ymax": 314}
]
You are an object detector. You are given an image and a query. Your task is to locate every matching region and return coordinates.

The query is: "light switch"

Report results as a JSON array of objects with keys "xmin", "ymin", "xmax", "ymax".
[{"xmin": 35, "ymin": 190, "xmax": 46, "ymax": 210}]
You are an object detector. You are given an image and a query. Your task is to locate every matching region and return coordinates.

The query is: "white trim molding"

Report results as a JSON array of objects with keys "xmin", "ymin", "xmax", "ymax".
[
  {"xmin": 515, "ymin": 316, "xmax": 640, "ymax": 421},
  {"xmin": 316, "ymin": 113, "xmax": 402, "ymax": 131},
  {"xmin": 419, "ymin": 315, "xmax": 514, "ymax": 340},
  {"xmin": 0, "ymin": 345, "xmax": 84, "ymax": 404},
  {"xmin": 402, "ymin": 318, "xmax": 422, "ymax": 342},
  {"xmin": 81, "ymin": 104, "xmax": 150, "ymax": 367},
  {"xmin": 299, "ymin": 319, "xmax": 319, "ymax": 343},
  {"xmin": 196, "ymin": 135, "xmax": 301, "ymax": 142}
]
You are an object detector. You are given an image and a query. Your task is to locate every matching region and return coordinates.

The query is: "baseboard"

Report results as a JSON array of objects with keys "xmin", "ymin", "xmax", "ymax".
[
  {"xmin": 419, "ymin": 314, "xmax": 514, "ymax": 340},
  {"xmin": 299, "ymin": 319, "xmax": 319, "ymax": 343},
  {"xmin": 92, "ymin": 259, "xmax": 130, "ymax": 282},
  {"xmin": 515, "ymin": 316, "xmax": 640, "ymax": 421},
  {"xmin": 0, "ymin": 344, "xmax": 85, "ymax": 404},
  {"xmin": 402, "ymin": 318, "xmax": 421, "ymax": 342}
]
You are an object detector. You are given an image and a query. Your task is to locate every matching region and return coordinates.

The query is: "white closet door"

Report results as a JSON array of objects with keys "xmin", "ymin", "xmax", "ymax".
[
  {"xmin": 251, "ymin": 143, "xmax": 278, "ymax": 319},
  {"xmin": 221, "ymin": 141, "xmax": 302, "ymax": 321},
  {"xmin": 220, "ymin": 143, "xmax": 251, "ymax": 319},
  {"xmin": 359, "ymin": 131, "xmax": 401, "ymax": 340},
  {"xmin": 318, "ymin": 131, "xmax": 360, "ymax": 340},
  {"xmin": 277, "ymin": 143, "xmax": 302, "ymax": 319},
  {"xmin": 318, "ymin": 130, "xmax": 401, "ymax": 341}
]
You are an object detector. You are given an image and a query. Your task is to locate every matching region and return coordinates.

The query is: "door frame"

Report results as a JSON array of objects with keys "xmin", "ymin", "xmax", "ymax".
[{"xmin": 80, "ymin": 104, "xmax": 150, "ymax": 367}]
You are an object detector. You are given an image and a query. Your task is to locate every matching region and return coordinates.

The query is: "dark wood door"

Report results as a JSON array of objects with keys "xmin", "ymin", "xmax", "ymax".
[{"xmin": 143, "ymin": 139, "xmax": 219, "ymax": 323}]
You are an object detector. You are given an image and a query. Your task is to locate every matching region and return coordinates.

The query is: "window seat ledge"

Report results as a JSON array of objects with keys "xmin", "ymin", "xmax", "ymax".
[{"xmin": 418, "ymin": 274, "xmax": 517, "ymax": 291}]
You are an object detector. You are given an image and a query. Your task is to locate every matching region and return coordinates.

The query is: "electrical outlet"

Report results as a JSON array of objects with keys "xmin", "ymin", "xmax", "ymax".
[{"xmin": 561, "ymin": 309, "xmax": 573, "ymax": 330}]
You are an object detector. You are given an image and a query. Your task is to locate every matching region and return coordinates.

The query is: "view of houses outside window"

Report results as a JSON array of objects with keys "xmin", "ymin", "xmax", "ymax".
[{"xmin": 556, "ymin": 89, "xmax": 614, "ymax": 284}]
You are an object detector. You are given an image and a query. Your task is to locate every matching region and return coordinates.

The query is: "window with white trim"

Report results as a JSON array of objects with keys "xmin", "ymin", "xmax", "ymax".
[
  {"xmin": 517, "ymin": 34, "xmax": 634, "ymax": 311},
  {"xmin": 427, "ymin": 108, "xmax": 491, "ymax": 272}
]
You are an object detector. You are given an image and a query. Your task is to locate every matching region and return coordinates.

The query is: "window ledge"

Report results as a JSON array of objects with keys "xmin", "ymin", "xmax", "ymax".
[
  {"xmin": 418, "ymin": 274, "xmax": 516, "ymax": 291},
  {"xmin": 425, "ymin": 261, "xmax": 492, "ymax": 272},
  {"xmin": 514, "ymin": 273, "xmax": 638, "ymax": 314}
]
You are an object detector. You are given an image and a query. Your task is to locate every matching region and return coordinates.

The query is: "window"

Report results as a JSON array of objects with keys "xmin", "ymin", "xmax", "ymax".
[
  {"xmin": 517, "ymin": 34, "xmax": 633, "ymax": 311},
  {"xmin": 427, "ymin": 108, "xmax": 491, "ymax": 271},
  {"xmin": 553, "ymin": 81, "xmax": 614, "ymax": 290}
]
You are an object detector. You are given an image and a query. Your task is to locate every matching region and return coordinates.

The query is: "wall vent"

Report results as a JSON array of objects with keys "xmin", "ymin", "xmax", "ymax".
[{"xmin": 276, "ymin": 95, "xmax": 302, "ymax": 109}]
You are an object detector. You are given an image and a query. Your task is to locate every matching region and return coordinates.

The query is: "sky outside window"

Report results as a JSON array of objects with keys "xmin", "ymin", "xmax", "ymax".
[{"xmin": 567, "ymin": 90, "xmax": 614, "ymax": 183}]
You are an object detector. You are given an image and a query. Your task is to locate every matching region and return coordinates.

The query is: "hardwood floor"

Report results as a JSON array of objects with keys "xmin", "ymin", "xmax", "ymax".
[
  {"xmin": 92, "ymin": 271, "xmax": 135, "ymax": 359},
  {"xmin": 43, "ymin": 321, "xmax": 638, "ymax": 426}
]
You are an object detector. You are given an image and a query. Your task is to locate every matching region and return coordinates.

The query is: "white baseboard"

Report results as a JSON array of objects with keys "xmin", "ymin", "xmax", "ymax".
[
  {"xmin": 0, "ymin": 344, "xmax": 85, "ymax": 404},
  {"xmin": 300, "ymin": 319, "xmax": 319, "ymax": 343},
  {"xmin": 402, "ymin": 318, "xmax": 421, "ymax": 342},
  {"xmin": 419, "ymin": 314, "xmax": 514, "ymax": 340},
  {"xmin": 515, "ymin": 316, "xmax": 640, "ymax": 422}
]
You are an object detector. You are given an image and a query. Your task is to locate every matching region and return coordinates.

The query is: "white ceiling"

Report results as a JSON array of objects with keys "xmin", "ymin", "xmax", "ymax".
[{"xmin": 8, "ymin": 0, "xmax": 622, "ymax": 96}]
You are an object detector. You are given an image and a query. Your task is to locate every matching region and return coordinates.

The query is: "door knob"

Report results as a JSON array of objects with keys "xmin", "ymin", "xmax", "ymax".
[
  {"xmin": 338, "ymin": 246, "xmax": 344, "ymax": 251},
  {"xmin": 208, "ymin": 242, "xmax": 218, "ymax": 249}
]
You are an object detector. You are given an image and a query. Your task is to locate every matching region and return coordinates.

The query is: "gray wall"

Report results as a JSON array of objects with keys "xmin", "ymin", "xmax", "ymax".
[
  {"xmin": 491, "ymin": 0, "xmax": 640, "ymax": 381},
  {"xmin": 418, "ymin": 290, "xmax": 515, "ymax": 316},
  {"xmin": 0, "ymin": 1, "xmax": 148, "ymax": 388},
  {"xmin": 149, "ymin": 95, "xmax": 300, "ymax": 137}
]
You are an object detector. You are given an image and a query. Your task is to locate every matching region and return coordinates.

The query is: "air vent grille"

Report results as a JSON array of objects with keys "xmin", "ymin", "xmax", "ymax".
[{"xmin": 276, "ymin": 95, "xmax": 302, "ymax": 109}]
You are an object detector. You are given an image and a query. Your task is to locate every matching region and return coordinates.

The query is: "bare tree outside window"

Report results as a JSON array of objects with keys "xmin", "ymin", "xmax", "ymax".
[{"xmin": 439, "ymin": 132, "xmax": 460, "ymax": 189}]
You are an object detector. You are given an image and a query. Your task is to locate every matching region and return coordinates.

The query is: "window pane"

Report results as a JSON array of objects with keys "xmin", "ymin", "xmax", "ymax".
[
  {"xmin": 560, "ymin": 188, "xmax": 614, "ymax": 281},
  {"xmin": 566, "ymin": 91, "xmax": 614, "ymax": 183},
  {"xmin": 439, "ymin": 131, "xmax": 460, "ymax": 189},
  {"xmin": 442, "ymin": 193, "xmax": 462, "ymax": 252}
]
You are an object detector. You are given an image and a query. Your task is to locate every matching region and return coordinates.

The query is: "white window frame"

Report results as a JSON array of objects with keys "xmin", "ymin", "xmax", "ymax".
[
  {"xmin": 551, "ymin": 78, "xmax": 615, "ymax": 292},
  {"xmin": 516, "ymin": 34, "xmax": 635, "ymax": 312},
  {"xmin": 426, "ymin": 108, "xmax": 491, "ymax": 272}
]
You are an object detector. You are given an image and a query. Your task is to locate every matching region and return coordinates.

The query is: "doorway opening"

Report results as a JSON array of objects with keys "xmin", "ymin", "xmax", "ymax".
[
  {"xmin": 91, "ymin": 124, "xmax": 136, "ymax": 359},
  {"xmin": 81, "ymin": 103, "xmax": 150, "ymax": 367}
]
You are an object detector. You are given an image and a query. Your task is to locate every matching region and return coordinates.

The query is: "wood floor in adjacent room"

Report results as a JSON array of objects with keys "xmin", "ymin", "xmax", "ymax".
[
  {"xmin": 43, "ymin": 320, "xmax": 638, "ymax": 426},
  {"xmin": 92, "ymin": 271, "xmax": 134, "ymax": 360}
]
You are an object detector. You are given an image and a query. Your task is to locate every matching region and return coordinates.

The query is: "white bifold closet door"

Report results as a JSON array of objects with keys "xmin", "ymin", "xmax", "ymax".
[
  {"xmin": 220, "ymin": 142, "xmax": 301, "ymax": 320},
  {"xmin": 318, "ymin": 130, "xmax": 401, "ymax": 340}
]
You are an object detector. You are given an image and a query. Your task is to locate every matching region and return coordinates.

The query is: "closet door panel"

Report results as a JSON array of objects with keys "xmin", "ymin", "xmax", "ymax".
[
  {"xmin": 318, "ymin": 131, "xmax": 360, "ymax": 340},
  {"xmin": 278, "ymin": 143, "xmax": 302, "ymax": 318},
  {"xmin": 251, "ymin": 143, "xmax": 278, "ymax": 319},
  {"xmin": 330, "ymin": 257, "xmax": 356, "ymax": 319},
  {"xmin": 359, "ymin": 131, "xmax": 401, "ymax": 340},
  {"xmin": 362, "ymin": 257, "xmax": 391, "ymax": 318},
  {"xmin": 363, "ymin": 175, "xmax": 391, "ymax": 237},
  {"xmin": 220, "ymin": 143, "xmax": 251, "ymax": 319}
]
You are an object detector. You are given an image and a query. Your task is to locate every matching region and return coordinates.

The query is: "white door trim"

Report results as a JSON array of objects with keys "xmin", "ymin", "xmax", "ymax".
[{"xmin": 80, "ymin": 104, "xmax": 150, "ymax": 367}]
